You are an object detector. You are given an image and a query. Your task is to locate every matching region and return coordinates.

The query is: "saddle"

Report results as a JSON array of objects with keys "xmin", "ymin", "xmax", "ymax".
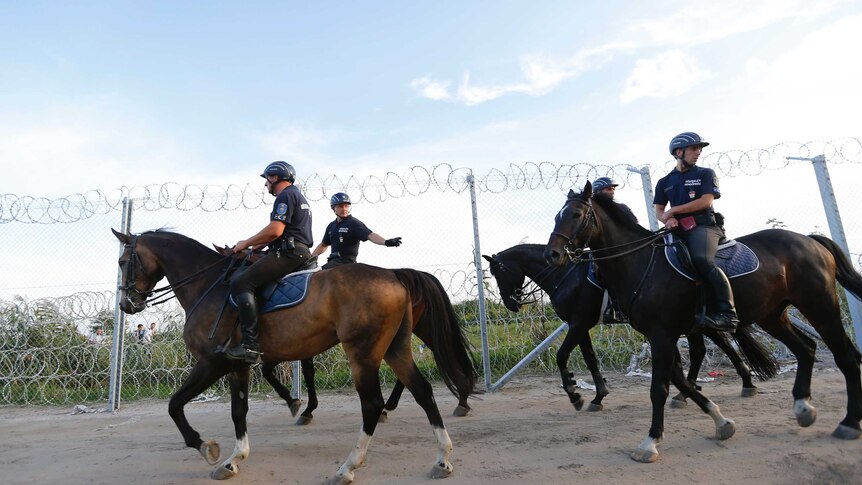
[
  {"xmin": 662, "ymin": 233, "xmax": 759, "ymax": 281},
  {"xmin": 228, "ymin": 259, "xmax": 319, "ymax": 314}
]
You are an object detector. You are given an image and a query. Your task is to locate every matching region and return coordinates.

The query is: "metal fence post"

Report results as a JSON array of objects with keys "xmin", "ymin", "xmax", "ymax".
[
  {"xmin": 291, "ymin": 360, "xmax": 302, "ymax": 400},
  {"xmin": 788, "ymin": 155, "xmax": 862, "ymax": 352},
  {"xmin": 108, "ymin": 197, "xmax": 133, "ymax": 412},
  {"xmin": 629, "ymin": 165, "xmax": 658, "ymax": 230},
  {"xmin": 467, "ymin": 174, "xmax": 492, "ymax": 391}
]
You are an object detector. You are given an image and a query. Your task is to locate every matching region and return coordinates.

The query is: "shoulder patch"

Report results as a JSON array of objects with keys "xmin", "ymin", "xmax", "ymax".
[{"xmin": 276, "ymin": 203, "xmax": 288, "ymax": 215}]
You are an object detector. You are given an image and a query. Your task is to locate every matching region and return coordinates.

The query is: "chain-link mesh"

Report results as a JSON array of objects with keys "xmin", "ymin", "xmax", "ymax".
[{"xmin": 1, "ymin": 138, "xmax": 860, "ymax": 405}]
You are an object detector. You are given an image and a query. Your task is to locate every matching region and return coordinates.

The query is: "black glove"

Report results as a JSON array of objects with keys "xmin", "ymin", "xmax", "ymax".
[{"xmin": 384, "ymin": 237, "xmax": 402, "ymax": 247}]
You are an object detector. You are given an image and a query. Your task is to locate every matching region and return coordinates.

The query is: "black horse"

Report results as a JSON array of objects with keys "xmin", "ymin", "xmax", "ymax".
[
  {"xmin": 545, "ymin": 185, "xmax": 862, "ymax": 463},
  {"xmin": 114, "ymin": 229, "xmax": 476, "ymax": 483},
  {"xmin": 483, "ymin": 244, "xmax": 776, "ymax": 411}
]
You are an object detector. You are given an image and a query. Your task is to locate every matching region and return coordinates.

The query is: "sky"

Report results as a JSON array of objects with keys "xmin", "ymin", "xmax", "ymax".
[{"xmin": 1, "ymin": 0, "xmax": 861, "ymax": 197}]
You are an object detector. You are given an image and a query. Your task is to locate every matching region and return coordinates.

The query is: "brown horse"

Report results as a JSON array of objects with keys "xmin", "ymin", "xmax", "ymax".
[
  {"xmin": 211, "ymin": 246, "xmax": 471, "ymax": 424},
  {"xmin": 544, "ymin": 185, "xmax": 862, "ymax": 463},
  {"xmin": 113, "ymin": 229, "xmax": 476, "ymax": 483}
]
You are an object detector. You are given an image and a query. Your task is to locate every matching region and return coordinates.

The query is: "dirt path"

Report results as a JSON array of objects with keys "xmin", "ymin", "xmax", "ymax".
[{"xmin": 3, "ymin": 366, "xmax": 861, "ymax": 485}]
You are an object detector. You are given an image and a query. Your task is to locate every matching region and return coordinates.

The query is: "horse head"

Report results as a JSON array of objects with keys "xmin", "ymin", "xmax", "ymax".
[
  {"xmin": 545, "ymin": 183, "xmax": 596, "ymax": 267},
  {"xmin": 112, "ymin": 228, "xmax": 165, "ymax": 314},
  {"xmin": 483, "ymin": 253, "xmax": 526, "ymax": 312}
]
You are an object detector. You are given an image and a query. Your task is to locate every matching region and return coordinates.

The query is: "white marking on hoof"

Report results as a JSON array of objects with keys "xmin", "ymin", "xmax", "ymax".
[
  {"xmin": 429, "ymin": 460, "xmax": 454, "ymax": 479},
  {"xmin": 740, "ymin": 387, "xmax": 758, "ymax": 397},
  {"xmin": 433, "ymin": 426, "xmax": 453, "ymax": 473},
  {"xmin": 631, "ymin": 436, "xmax": 660, "ymax": 463},
  {"xmin": 334, "ymin": 429, "xmax": 372, "ymax": 485},
  {"xmin": 832, "ymin": 424, "xmax": 862, "ymax": 440},
  {"xmin": 706, "ymin": 401, "xmax": 735, "ymax": 440},
  {"xmin": 452, "ymin": 405, "xmax": 470, "ymax": 417},
  {"xmin": 794, "ymin": 398, "xmax": 817, "ymax": 427},
  {"xmin": 199, "ymin": 440, "xmax": 220, "ymax": 465},
  {"xmin": 378, "ymin": 410, "xmax": 388, "ymax": 423},
  {"xmin": 210, "ymin": 463, "xmax": 238, "ymax": 480}
]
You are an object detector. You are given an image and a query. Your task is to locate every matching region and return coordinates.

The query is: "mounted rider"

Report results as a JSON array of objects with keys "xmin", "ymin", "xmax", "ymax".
[
  {"xmin": 223, "ymin": 161, "xmax": 314, "ymax": 364},
  {"xmin": 653, "ymin": 133, "xmax": 739, "ymax": 333},
  {"xmin": 310, "ymin": 192, "xmax": 402, "ymax": 269},
  {"xmin": 591, "ymin": 176, "xmax": 637, "ymax": 323}
]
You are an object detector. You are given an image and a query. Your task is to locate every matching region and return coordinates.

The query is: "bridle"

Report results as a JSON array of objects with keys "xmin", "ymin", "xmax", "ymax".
[{"xmin": 490, "ymin": 253, "xmax": 579, "ymax": 307}]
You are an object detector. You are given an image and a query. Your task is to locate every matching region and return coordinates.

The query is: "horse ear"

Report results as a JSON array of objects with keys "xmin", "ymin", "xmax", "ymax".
[
  {"xmin": 567, "ymin": 189, "xmax": 576, "ymax": 199},
  {"xmin": 112, "ymin": 228, "xmax": 131, "ymax": 244},
  {"xmin": 482, "ymin": 255, "xmax": 492, "ymax": 262},
  {"xmin": 584, "ymin": 181, "xmax": 593, "ymax": 199}
]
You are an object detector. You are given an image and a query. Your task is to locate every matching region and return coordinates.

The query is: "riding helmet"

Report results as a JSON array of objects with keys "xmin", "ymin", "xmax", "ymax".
[
  {"xmin": 592, "ymin": 177, "xmax": 618, "ymax": 192},
  {"xmin": 669, "ymin": 132, "xmax": 709, "ymax": 157},
  {"xmin": 260, "ymin": 161, "xmax": 296, "ymax": 183},
  {"xmin": 330, "ymin": 192, "xmax": 352, "ymax": 207}
]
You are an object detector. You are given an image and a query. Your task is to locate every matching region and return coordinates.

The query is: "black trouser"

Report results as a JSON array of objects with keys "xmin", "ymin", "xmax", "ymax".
[
  {"xmin": 678, "ymin": 224, "xmax": 722, "ymax": 279},
  {"xmin": 322, "ymin": 256, "xmax": 355, "ymax": 269},
  {"xmin": 229, "ymin": 245, "xmax": 312, "ymax": 296}
]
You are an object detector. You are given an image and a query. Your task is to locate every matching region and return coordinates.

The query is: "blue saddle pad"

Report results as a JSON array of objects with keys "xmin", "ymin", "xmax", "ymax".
[
  {"xmin": 663, "ymin": 233, "xmax": 759, "ymax": 281},
  {"xmin": 229, "ymin": 269, "xmax": 318, "ymax": 314}
]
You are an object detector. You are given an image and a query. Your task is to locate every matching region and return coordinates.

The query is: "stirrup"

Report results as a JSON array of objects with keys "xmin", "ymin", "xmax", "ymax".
[
  {"xmin": 222, "ymin": 345, "xmax": 263, "ymax": 364},
  {"xmin": 696, "ymin": 313, "xmax": 738, "ymax": 333}
]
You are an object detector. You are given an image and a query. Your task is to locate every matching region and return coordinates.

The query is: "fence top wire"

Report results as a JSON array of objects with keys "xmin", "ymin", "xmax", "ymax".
[{"xmin": 2, "ymin": 138, "xmax": 860, "ymax": 225}]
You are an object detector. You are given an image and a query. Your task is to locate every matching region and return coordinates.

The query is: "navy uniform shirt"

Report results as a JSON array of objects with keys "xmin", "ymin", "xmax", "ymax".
[
  {"xmin": 322, "ymin": 216, "xmax": 372, "ymax": 260},
  {"xmin": 653, "ymin": 165, "xmax": 721, "ymax": 217},
  {"xmin": 269, "ymin": 184, "xmax": 313, "ymax": 249}
]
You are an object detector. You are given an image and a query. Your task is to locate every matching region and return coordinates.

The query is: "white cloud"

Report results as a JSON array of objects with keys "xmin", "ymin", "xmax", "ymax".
[
  {"xmin": 619, "ymin": 50, "xmax": 711, "ymax": 103},
  {"xmin": 409, "ymin": 76, "xmax": 451, "ymax": 100}
]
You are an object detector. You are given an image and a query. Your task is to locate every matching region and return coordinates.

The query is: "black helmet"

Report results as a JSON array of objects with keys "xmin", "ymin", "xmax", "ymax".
[
  {"xmin": 592, "ymin": 177, "xmax": 618, "ymax": 192},
  {"xmin": 330, "ymin": 192, "xmax": 351, "ymax": 206},
  {"xmin": 260, "ymin": 161, "xmax": 296, "ymax": 183},
  {"xmin": 669, "ymin": 132, "xmax": 709, "ymax": 157}
]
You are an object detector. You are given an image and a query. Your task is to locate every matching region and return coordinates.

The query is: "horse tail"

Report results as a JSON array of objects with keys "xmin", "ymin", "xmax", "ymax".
[
  {"xmin": 393, "ymin": 268, "xmax": 478, "ymax": 401},
  {"xmin": 732, "ymin": 326, "xmax": 779, "ymax": 380},
  {"xmin": 809, "ymin": 234, "xmax": 862, "ymax": 302}
]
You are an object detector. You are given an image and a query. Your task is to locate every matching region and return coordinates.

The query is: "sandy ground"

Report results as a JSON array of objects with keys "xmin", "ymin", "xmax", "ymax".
[{"xmin": 3, "ymin": 365, "xmax": 861, "ymax": 485}]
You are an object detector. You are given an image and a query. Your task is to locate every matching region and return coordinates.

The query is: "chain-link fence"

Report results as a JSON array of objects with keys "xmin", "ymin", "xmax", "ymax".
[{"xmin": 1, "ymin": 138, "xmax": 860, "ymax": 406}]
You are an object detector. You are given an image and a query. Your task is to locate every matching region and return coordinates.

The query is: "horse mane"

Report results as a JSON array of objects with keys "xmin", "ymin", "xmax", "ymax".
[
  {"xmin": 140, "ymin": 228, "xmax": 218, "ymax": 256},
  {"xmin": 590, "ymin": 191, "xmax": 652, "ymax": 237}
]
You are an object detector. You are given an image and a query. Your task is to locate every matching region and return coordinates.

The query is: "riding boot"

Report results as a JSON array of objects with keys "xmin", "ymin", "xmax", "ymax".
[
  {"xmin": 224, "ymin": 292, "xmax": 263, "ymax": 364},
  {"xmin": 697, "ymin": 267, "xmax": 739, "ymax": 333}
]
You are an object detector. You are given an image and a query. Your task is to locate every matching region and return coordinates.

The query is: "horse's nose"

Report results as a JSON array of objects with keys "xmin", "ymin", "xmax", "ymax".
[{"xmin": 544, "ymin": 248, "xmax": 562, "ymax": 266}]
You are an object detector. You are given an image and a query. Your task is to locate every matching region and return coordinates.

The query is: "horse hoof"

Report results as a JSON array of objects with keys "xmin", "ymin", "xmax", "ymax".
[
  {"xmin": 740, "ymin": 387, "xmax": 758, "ymax": 398},
  {"xmin": 378, "ymin": 410, "xmax": 388, "ymax": 423},
  {"xmin": 670, "ymin": 398, "xmax": 687, "ymax": 409},
  {"xmin": 453, "ymin": 405, "xmax": 470, "ymax": 417},
  {"xmin": 630, "ymin": 448, "xmax": 658, "ymax": 463},
  {"xmin": 325, "ymin": 475, "xmax": 353, "ymax": 485},
  {"xmin": 288, "ymin": 400, "xmax": 302, "ymax": 417},
  {"xmin": 295, "ymin": 415, "xmax": 314, "ymax": 426},
  {"xmin": 211, "ymin": 463, "xmax": 238, "ymax": 480},
  {"xmin": 586, "ymin": 402, "xmax": 603, "ymax": 412},
  {"xmin": 428, "ymin": 461, "xmax": 454, "ymax": 479},
  {"xmin": 572, "ymin": 395, "xmax": 584, "ymax": 411},
  {"xmin": 832, "ymin": 424, "xmax": 862, "ymax": 440},
  {"xmin": 199, "ymin": 440, "xmax": 220, "ymax": 465},
  {"xmin": 716, "ymin": 420, "xmax": 736, "ymax": 440},
  {"xmin": 794, "ymin": 399, "xmax": 817, "ymax": 427}
]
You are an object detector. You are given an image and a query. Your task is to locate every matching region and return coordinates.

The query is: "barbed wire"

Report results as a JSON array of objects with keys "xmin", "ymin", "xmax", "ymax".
[{"xmin": 3, "ymin": 138, "xmax": 859, "ymax": 224}]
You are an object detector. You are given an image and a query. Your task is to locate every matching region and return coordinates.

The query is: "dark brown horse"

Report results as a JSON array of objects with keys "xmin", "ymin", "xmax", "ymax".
[
  {"xmin": 544, "ymin": 185, "xmax": 862, "ymax": 463},
  {"xmin": 113, "ymin": 229, "xmax": 476, "ymax": 483},
  {"xmin": 483, "ymin": 244, "xmax": 776, "ymax": 411}
]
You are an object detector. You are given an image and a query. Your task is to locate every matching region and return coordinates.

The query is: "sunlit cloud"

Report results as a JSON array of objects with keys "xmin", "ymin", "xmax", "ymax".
[
  {"xmin": 619, "ymin": 50, "xmax": 712, "ymax": 103},
  {"xmin": 409, "ymin": 76, "xmax": 451, "ymax": 100}
]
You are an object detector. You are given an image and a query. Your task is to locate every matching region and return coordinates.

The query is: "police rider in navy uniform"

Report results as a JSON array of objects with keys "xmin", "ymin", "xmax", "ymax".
[
  {"xmin": 223, "ymin": 161, "xmax": 314, "ymax": 364},
  {"xmin": 310, "ymin": 192, "xmax": 401, "ymax": 269},
  {"xmin": 653, "ymin": 133, "xmax": 738, "ymax": 333},
  {"xmin": 592, "ymin": 176, "xmax": 638, "ymax": 323}
]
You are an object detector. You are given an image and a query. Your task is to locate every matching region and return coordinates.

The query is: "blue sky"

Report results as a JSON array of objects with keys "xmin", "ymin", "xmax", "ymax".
[{"xmin": 1, "ymin": 0, "xmax": 861, "ymax": 196}]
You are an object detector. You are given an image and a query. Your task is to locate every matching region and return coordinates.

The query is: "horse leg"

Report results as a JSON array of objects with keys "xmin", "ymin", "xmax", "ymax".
[
  {"xmin": 798, "ymin": 308, "xmax": 862, "ymax": 439},
  {"xmin": 557, "ymin": 324, "xmax": 585, "ymax": 411},
  {"xmin": 328, "ymin": 361, "xmax": 385, "ymax": 485},
  {"xmin": 167, "ymin": 359, "xmax": 229, "ymax": 467},
  {"xmin": 211, "ymin": 366, "xmax": 253, "ymax": 480},
  {"xmin": 381, "ymin": 380, "xmax": 405, "ymax": 422},
  {"xmin": 708, "ymin": 330, "xmax": 758, "ymax": 397},
  {"xmin": 261, "ymin": 362, "xmax": 302, "ymax": 418},
  {"xmin": 415, "ymin": 339, "xmax": 471, "ymax": 416},
  {"xmin": 631, "ymin": 332, "xmax": 675, "ymax": 463},
  {"xmin": 668, "ymin": 346, "xmax": 736, "ymax": 441},
  {"xmin": 758, "ymin": 312, "xmax": 819, "ymax": 428},
  {"xmin": 671, "ymin": 334, "xmax": 706, "ymax": 408},
  {"xmin": 296, "ymin": 358, "xmax": 319, "ymax": 425}
]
